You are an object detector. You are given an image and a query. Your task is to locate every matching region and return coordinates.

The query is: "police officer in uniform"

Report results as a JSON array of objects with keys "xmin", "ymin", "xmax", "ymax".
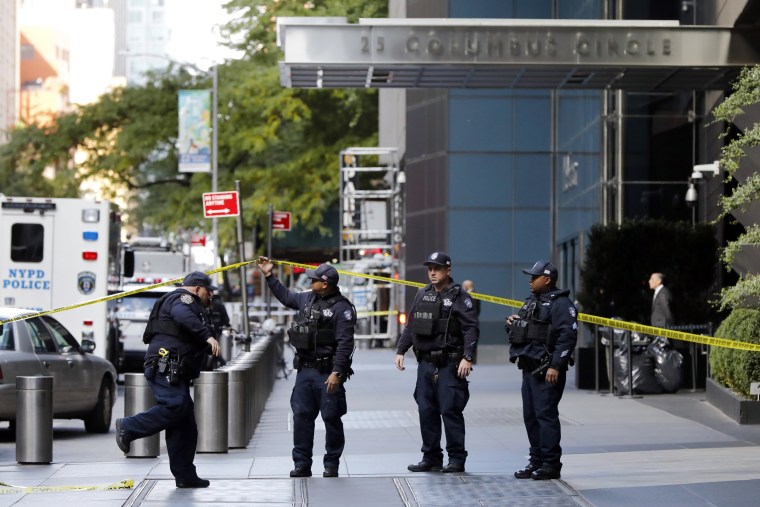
[
  {"xmin": 506, "ymin": 261, "xmax": 577, "ymax": 481},
  {"xmin": 114, "ymin": 271, "xmax": 221, "ymax": 488},
  {"xmin": 395, "ymin": 252, "xmax": 479, "ymax": 473},
  {"xmin": 256, "ymin": 257, "xmax": 356, "ymax": 478}
]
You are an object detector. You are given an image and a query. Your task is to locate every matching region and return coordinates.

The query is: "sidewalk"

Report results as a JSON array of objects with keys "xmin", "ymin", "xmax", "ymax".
[{"xmin": 2, "ymin": 347, "xmax": 760, "ymax": 506}]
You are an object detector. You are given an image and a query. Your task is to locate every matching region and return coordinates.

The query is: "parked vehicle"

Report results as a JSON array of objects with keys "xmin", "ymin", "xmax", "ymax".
[
  {"xmin": 0, "ymin": 196, "xmax": 121, "ymax": 369},
  {"xmin": 0, "ymin": 307, "xmax": 117, "ymax": 435}
]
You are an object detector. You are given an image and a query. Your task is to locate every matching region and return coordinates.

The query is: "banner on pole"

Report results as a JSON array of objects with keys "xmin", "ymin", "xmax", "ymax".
[{"xmin": 178, "ymin": 89, "xmax": 211, "ymax": 173}]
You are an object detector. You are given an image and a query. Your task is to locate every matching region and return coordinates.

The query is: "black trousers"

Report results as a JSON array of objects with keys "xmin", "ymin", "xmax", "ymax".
[
  {"xmin": 290, "ymin": 367, "xmax": 348, "ymax": 468},
  {"xmin": 121, "ymin": 367, "xmax": 199, "ymax": 482},
  {"xmin": 521, "ymin": 368, "xmax": 567, "ymax": 470},
  {"xmin": 414, "ymin": 360, "xmax": 470, "ymax": 465}
]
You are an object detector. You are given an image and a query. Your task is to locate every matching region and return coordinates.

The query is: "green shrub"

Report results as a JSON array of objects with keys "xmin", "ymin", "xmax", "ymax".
[{"xmin": 710, "ymin": 308, "xmax": 760, "ymax": 398}]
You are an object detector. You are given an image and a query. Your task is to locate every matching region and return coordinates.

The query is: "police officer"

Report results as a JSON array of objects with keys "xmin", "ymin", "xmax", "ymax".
[
  {"xmin": 506, "ymin": 260, "xmax": 577, "ymax": 481},
  {"xmin": 114, "ymin": 271, "xmax": 221, "ymax": 488},
  {"xmin": 256, "ymin": 257, "xmax": 356, "ymax": 478},
  {"xmin": 395, "ymin": 252, "xmax": 479, "ymax": 473}
]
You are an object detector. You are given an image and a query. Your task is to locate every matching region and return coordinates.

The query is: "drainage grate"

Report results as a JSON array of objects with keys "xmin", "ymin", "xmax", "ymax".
[{"xmin": 400, "ymin": 475, "xmax": 586, "ymax": 506}]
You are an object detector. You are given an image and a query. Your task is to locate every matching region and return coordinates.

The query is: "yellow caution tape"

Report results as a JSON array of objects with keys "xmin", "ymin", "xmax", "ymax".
[
  {"xmin": 2, "ymin": 258, "xmax": 758, "ymax": 353},
  {"xmin": 0, "ymin": 479, "xmax": 134, "ymax": 494}
]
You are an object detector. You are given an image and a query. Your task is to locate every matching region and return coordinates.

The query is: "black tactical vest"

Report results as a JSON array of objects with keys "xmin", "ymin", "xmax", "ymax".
[
  {"xmin": 287, "ymin": 292, "xmax": 352, "ymax": 351},
  {"xmin": 142, "ymin": 291, "xmax": 183, "ymax": 344},
  {"xmin": 509, "ymin": 297, "xmax": 551, "ymax": 345},
  {"xmin": 411, "ymin": 285, "xmax": 463, "ymax": 346}
]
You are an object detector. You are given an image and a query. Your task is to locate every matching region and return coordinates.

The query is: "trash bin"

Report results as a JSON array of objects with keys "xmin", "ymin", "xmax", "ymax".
[
  {"xmin": 195, "ymin": 370, "xmax": 228, "ymax": 453},
  {"xmin": 16, "ymin": 376, "xmax": 53, "ymax": 464},
  {"xmin": 124, "ymin": 373, "xmax": 160, "ymax": 458}
]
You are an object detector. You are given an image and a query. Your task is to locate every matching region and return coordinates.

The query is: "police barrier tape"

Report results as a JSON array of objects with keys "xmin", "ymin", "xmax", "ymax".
[
  {"xmin": 2, "ymin": 258, "xmax": 759, "ymax": 353},
  {"xmin": 0, "ymin": 479, "xmax": 134, "ymax": 494}
]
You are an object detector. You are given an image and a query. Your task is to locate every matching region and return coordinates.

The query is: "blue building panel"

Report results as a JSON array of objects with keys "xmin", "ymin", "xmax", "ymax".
[
  {"xmin": 450, "ymin": 96, "xmax": 513, "ymax": 152},
  {"xmin": 449, "ymin": 154, "xmax": 513, "ymax": 208},
  {"xmin": 448, "ymin": 209, "xmax": 512, "ymax": 264}
]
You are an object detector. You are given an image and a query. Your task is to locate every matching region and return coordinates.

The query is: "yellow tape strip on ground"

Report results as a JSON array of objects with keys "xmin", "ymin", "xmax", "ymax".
[
  {"xmin": 0, "ymin": 479, "xmax": 133, "ymax": 494},
  {"xmin": 1, "ymin": 258, "xmax": 758, "ymax": 352}
]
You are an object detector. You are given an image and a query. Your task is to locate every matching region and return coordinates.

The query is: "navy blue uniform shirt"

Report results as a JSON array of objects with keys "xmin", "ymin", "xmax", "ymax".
[
  {"xmin": 146, "ymin": 288, "xmax": 213, "ymax": 361},
  {"xmin": 508, "ymin": 288, "xmax": 577, "ymax": 371},
  {"xmin": 266, "ymin": 275, "xmax": 355, "ymax": 374},
  {"xmin": 396, "ymin": 279, "xmax": 479, "ymax": 357}
]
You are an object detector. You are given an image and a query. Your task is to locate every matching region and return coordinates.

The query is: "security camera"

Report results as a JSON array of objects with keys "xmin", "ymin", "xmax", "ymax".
[
  {"xmin": 685, "ymin": 183, "xmax": 698, "ymax": 207},
  {"xmin": 693, "ymin": 162, "xmax": 720, "ymax": 177}
]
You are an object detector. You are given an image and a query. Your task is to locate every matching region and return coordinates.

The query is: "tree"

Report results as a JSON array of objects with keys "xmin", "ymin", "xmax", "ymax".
[
  {"xmin": 711, "ymin": 65, "xmax": 760, "ymax": 311},
  {"xmin": 1, "ymin": 0, "xmax": 387, "ymax": 255}
]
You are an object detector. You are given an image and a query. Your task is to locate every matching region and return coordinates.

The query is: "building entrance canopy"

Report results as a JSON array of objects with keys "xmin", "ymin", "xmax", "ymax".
[{"xmin": 277, "ymin": 18, "xmax": 760, "ymax": 91}]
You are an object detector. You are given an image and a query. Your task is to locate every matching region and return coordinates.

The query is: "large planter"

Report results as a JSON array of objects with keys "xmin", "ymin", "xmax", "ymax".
[{"xmin": 706, "ymin": 378, "xmax": 760, "ymax": 424}]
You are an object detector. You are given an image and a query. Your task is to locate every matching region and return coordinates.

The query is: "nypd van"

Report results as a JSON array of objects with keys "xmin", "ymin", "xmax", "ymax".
[{"xmin": 0, "ymin": 196, "xmax": 118, "ymax": 365}]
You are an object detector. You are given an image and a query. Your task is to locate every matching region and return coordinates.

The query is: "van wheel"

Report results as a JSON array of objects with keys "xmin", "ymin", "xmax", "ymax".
[{"xmin": 84, "ymin": 379, "xmax": 113, "ymax": 433}]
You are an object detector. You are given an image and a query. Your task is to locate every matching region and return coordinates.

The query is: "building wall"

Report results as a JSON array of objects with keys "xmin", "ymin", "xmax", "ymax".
[
  {"xmin": 398, "ymin": 0, "xmax": 755, "ymax": 348},
  {"xmin": 18, "ymin": 26, "xmax": 70, "ymax": 125},
  {"xmin": 403, "ymin": 0, "xmax": 605, "ymax": 344},
  {"xmin": 0, "ymin": 0, "xmax": 19, "ymax": 141}
]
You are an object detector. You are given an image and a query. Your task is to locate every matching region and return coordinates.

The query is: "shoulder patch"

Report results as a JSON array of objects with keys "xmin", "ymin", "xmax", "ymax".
[
  {"xmin": 464, "ymin": 298, "xmax": 473, "ymax": 309},
  {"xmin": 344, "ymin": 310, "xmax": 352, "ymax": 321},
  {"xmin": 569, "ymin": 308, "xmax": 576, "ymax": 317},
  {"xmin": 180, "ymin": 294, "xmax": 194, "ymax": 304}
]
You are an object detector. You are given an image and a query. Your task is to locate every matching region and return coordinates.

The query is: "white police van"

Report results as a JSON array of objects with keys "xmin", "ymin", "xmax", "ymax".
[{"xmin": 0, "ymin": 196, "xmax": 118, "ymax": 365}]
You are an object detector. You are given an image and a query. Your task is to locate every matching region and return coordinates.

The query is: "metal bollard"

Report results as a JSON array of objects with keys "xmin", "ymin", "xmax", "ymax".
[
  {"xmin": 124, "ymin": 373, "xmax": 160, "ymax": 458},
  {"xmin": 16, "ymin": 376, "xmax": 53, "ymax": 464},
  {"xmin": 195, "ymin": 370, "xmax": 228, "ymax": 453},
  {"xmin": 221, "ymin": 329, "xmax": 233, "ymax": 365},
  {"xmin": 224, "ymin": 368, "xmax": 248, "ymax": 448}
]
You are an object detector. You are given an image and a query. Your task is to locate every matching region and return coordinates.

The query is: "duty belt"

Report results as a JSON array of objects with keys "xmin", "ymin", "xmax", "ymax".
[
  {"xmin": 416, "ymin": 349, "xmax": 463, "ymax": 364},
  {"xmin": 293, "ymin": 355, "xmax": 333, "ymax": 371}
]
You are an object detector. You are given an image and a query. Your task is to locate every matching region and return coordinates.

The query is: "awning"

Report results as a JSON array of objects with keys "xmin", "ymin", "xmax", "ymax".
[{"xmin": 277, "ymin": 18, "xmax": 760, "ymax": 91}]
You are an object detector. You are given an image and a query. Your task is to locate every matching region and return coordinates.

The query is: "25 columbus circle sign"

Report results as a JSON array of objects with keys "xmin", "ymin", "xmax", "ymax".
[
  {"xmin": 388, "ymin": 30, "xmax": 672, "ymax": 62},
  {"xmin": 280, "ymin": 19, "xmax": 756, "ymax": 67}
]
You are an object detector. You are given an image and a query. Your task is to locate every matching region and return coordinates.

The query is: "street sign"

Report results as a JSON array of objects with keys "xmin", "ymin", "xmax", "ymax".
[
  {"xmin": 190, "ymin": 234, "xmax": 206, "ymax": 246},
  {"xmin": 203, "ymin": 191, "xmax": 239, "ymax": 218},
  {"xmin": 272, "ymin": 211, "xmax": 291, "ymax": 231}
]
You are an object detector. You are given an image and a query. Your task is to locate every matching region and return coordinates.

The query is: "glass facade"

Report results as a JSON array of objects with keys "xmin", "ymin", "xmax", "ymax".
[
  {"xmin": 401, "ymin": 0, "xmax": 706, "ymax": 345},
  {"xmin": 435, "ymin": 1, "xmax": 604, "ymax": 342}
]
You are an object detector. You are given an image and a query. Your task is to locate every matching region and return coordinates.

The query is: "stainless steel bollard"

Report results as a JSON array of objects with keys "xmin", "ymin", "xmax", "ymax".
[
  {"xmin": 124, "ymin": 373, "xmax": 160, "ymax": 458},
  {"xmin": 195, "ymin": 370, "xmax": 228, "ymax": 453},
  {"xmin": 224, "ymin": 368, "xmax": 248, "ymax": 448},
  {"xmin": 16, "ymin": 376, "xmax": 53, "ymax": 464},
  {"xmin": 221, "ymin": 329, "xmax": 233, "ymax": 365}
]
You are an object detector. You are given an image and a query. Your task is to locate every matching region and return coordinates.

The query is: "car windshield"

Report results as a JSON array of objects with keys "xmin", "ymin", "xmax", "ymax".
[
  {"xmin": 114, "ymin": 295, "xmax": 160, "ymax": 315},
  {"xmin": 0, "ymin": 322, "xmax": 13, "ymax": 350}
]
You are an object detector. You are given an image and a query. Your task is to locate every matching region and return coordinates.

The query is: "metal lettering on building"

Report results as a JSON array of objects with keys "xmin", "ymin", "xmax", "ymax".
[{"xmin": 367, "ymin": 29, "xmax": 673, "ymax": 64}]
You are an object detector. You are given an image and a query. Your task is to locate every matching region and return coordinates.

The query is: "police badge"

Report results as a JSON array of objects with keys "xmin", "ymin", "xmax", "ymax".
[
  {"xmin": 181, "ymin": 294, "xmax": 194, "ymax": 304},
  {"xmin": 77, "ymin": 271, "xmax": 96, "ymax": 295},
  {"xmin": 323, "ymin": 309, "xmax": 334, "ymax": 318}
]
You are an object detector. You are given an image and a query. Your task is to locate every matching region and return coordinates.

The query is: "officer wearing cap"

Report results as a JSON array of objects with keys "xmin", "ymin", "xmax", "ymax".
[
  {"xmin": 256, "ymin": 257, "xmax": 356, "ymax": 478},
  {"xmin": 395, "ymin": 251, "xmax": 479, "ymax": 473},
  {"xmin": 114, "ymin": 271, "xmax": 221, "ymax": 488},
  {"xmin": 506, "ymin": 260, "xmax": 577, "ymax": 481}
]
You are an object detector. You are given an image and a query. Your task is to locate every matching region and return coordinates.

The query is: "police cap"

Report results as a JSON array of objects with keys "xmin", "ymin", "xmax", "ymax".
[
  {"xmin": 522, "ymin": 260, "xmax": 558, "ymax": 280},
  {"xmin": 423, "ymin": 251, "xmax": 452, "ymax": 267},
  {"xmin": 305, "ymin": 264, "xmax": 339, "ymax": 285},
  {"xmin": 182, "ymin": 271, "xmax": 219, "ymax": 291}
]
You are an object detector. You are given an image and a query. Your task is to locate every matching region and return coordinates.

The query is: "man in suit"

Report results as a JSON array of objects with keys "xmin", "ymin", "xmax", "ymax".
[{"xmin": 649, "ymin": 272, "xmax": 673, "ymax": 329}]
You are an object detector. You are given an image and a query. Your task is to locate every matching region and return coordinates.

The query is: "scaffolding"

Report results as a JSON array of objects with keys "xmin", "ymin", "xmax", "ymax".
[{"xmin": 339, "ymin": 147, "xmax": 405, "ymax": 344}]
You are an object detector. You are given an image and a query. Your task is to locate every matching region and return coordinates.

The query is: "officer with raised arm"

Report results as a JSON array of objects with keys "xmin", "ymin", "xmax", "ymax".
[
  {"xmin": 395, "ymin": 251, "xmax": 479, "ymax": 473},
  {"xmin": 256, "ymin": 257, "xmax": 356, "ymax": 478}
]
